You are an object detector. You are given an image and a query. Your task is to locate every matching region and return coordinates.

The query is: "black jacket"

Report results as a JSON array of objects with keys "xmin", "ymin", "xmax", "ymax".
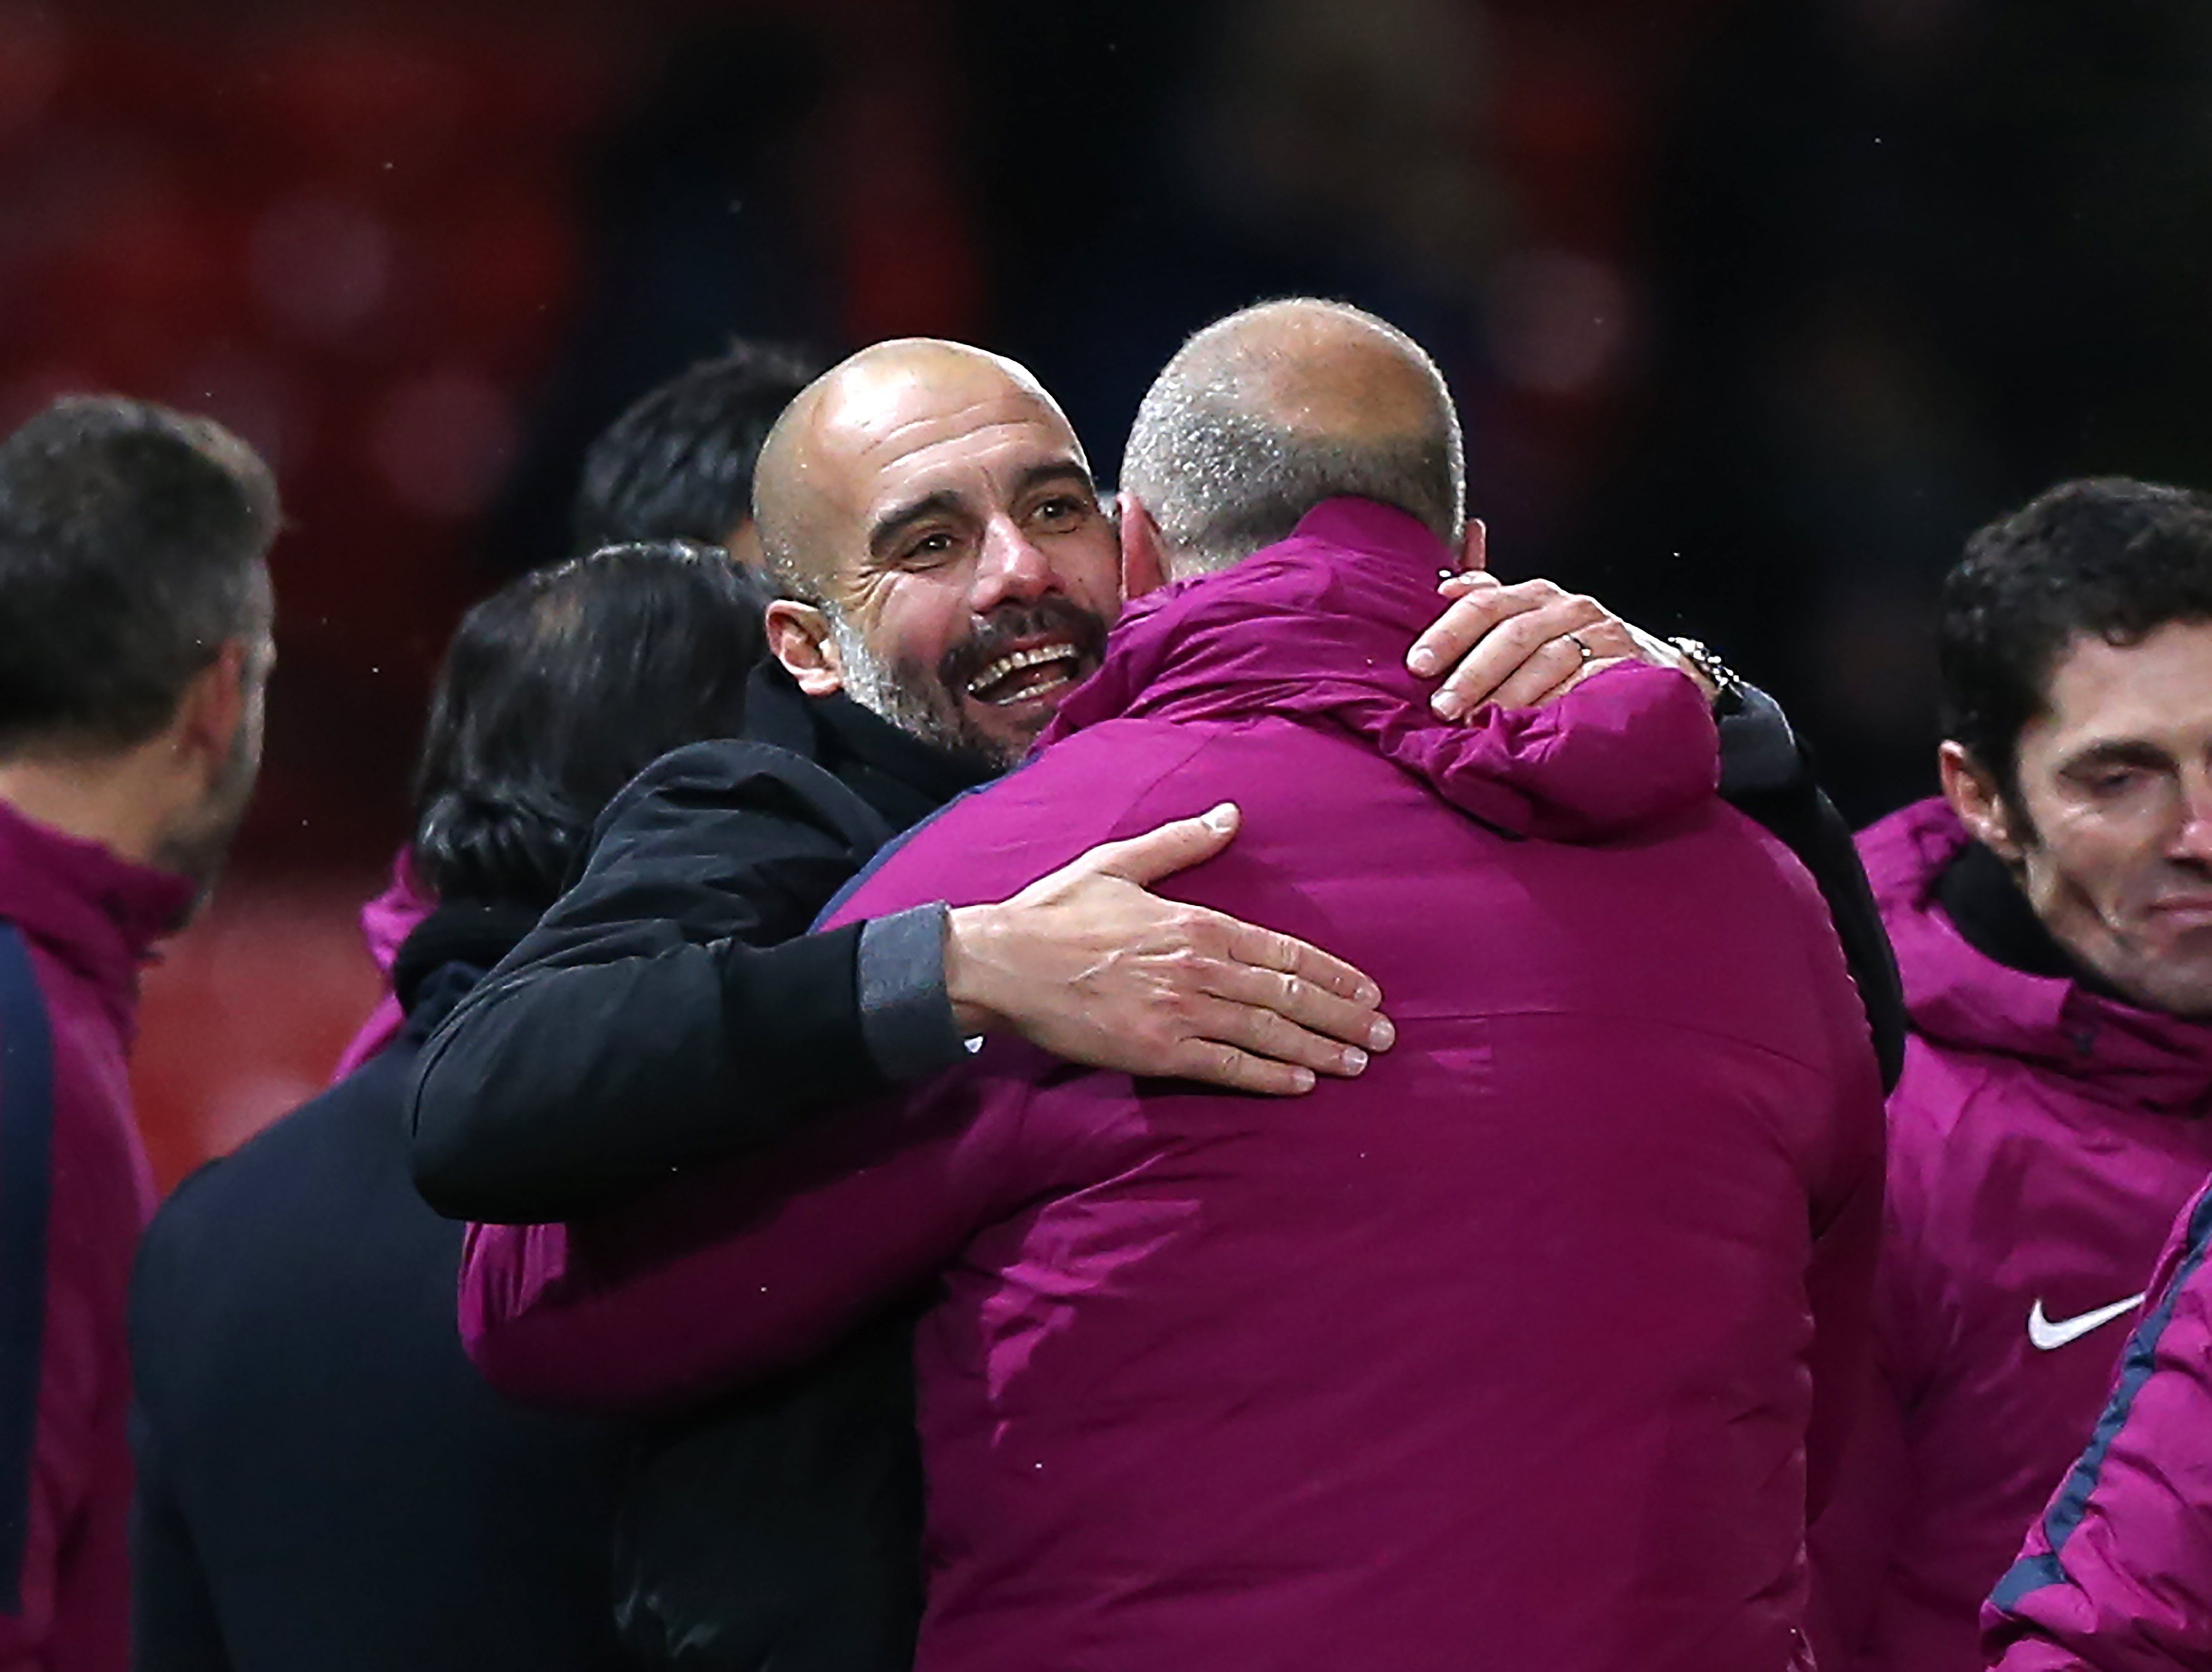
[
  {"xmin": 404, "ymin": 663, "xmax": 1905, "ymax": 1672},
  {"xmin": 129, "ymin": 907, "xmax": 634, "ymax": 1672},
  {"xmin": 408, "ymin": 663, "xmax": 992, "ymax": 1227}
]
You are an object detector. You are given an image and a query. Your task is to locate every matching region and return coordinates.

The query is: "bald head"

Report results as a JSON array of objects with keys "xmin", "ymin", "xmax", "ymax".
[
  {"xmin": 753, "ymin": 338, "xmax": 1085, "ymax": 599},
  {"xmin": 1122, "ymin": 299, "xmax": 1464, "ymax": 579}
]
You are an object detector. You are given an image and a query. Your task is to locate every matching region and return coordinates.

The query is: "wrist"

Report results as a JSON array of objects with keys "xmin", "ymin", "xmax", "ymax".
[
  {"xmin": 1665, "ymin": 635, "xmax": 1743, "ymax": 714},
  {"xmin": 944, "ymin": 904, "xmax": 1011, "ymax": 1037}
]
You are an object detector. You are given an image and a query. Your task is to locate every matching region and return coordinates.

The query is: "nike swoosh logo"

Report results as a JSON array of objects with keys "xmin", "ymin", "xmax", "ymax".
[{"xmin": 2027, "ymin": 1293, "xmax": 2147, "ymax": 1352}]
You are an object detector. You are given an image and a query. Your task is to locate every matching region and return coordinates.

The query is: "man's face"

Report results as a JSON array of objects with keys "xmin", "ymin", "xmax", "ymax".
[
  {"xmin": 154, "ymin": 633, "xmax": 272, "ymax": 910},
  {"xmin": 1977, "ymin": 620, "xmax": 2212, "ymax": 1015},
  {"xmin": 798, "ymin": 364, "xmax": 1121, "ymax": 767}
]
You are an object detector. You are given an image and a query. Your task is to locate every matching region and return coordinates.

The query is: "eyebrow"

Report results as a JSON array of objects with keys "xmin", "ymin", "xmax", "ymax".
[
  {"xmin": 868, "ymin": 490, "xmax": 966, "ymax": 559},
  {"xmin": 865, "ymin": 458, "xmax": 1097, "ymax": 560},
  {"xmin": 2058, "ymin": 738, "xmax": 2173, "ymax": 778}
]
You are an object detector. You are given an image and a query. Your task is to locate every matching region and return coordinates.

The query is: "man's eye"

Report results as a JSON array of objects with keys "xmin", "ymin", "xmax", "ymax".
[
  {"xmin": 1032, "ymin": 496, "xmax": 1090, "ymax": 530},
  {"xmin": 2085, "ymin": 770, "xmax": 2141, "ymax": 798},
  {"xmin": 901, "ymin": 533, "xmax": 957, "ymax": 566}
]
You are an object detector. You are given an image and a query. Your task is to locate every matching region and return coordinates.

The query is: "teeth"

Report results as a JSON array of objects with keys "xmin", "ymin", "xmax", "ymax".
[{"xmin": 967, "ymin": 643, "xmax": 1078, "ymax": 698}]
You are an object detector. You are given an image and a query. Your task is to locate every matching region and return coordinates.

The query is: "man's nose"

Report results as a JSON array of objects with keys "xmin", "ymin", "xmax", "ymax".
[
  {"xmin": 968, "ymin": 518, "xmax": 1055, "ymax": 613},
  {"xmin": 2173, "ymin": 772, "xmax": 2212, "ymax": 864}
]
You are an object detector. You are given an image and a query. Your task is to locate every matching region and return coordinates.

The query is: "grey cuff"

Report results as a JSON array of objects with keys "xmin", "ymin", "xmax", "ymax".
[
  {"xmin": 856, "ymin": 902, "xmax": 969, "ymax": 1083},
  {"xmin": 1717, "ymin": 682, "xmax": 1803, "ymax": 799}
]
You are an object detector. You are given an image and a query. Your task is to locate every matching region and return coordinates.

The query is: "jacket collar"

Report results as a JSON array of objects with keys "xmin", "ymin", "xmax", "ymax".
[
  {"xmin": 0, "ymin": 797, "xmax": 195, "ymax": 1034},
  {"xmin": 392, "ymin": 900, "xmax": 544, "ymax": 1035},
  {"xmin": 1038, "ymin": 497, "xmax": 1719, "ymax": 842},
  {"xmin": 742, "ymin": 660, "xmax": 997, "ymax": 835},
  {"xmin": 1861, "ymin": 797, "xmax": 2212, "ymax": 1112}
]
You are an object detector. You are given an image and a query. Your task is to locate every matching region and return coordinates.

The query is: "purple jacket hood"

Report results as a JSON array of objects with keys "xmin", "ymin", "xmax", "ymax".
[
  {"xmin": 1859, "ymin": 796, "xmax": 2212, "ymax": 1113},
  {"xmin": 1038, "ymin": 498, "xmax": 1718, "ymax": 842},
  {"xmin": 329, "ymin": 845, "xmax": 436, "ymax": 1083}
]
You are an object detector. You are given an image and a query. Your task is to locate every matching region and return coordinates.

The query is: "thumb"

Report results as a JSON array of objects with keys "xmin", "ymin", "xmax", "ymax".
[{"xmin": 1091, "ymin": 803, "xmax": 1240, "ymax": 884}]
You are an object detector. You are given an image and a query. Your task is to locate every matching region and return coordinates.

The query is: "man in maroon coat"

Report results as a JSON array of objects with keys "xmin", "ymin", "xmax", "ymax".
[{"xmin": 0, "ymin": 397, "xmax": 276, "ymax": 1671}]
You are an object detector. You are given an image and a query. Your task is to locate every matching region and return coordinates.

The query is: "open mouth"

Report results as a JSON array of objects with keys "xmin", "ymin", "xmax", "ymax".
[{"xmin": 964, "ymin": 639, "xmax": 1089, "ymax": 706}]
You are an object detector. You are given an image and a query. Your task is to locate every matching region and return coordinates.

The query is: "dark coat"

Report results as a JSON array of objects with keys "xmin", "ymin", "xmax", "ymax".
[{"xmin": 129, "ymin": 909, "xmax": 634, "ymax": 1672}]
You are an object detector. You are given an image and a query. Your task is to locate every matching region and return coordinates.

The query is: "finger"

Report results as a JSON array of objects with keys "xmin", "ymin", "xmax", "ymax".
[
  {"xmin": 1486, "ymin": 614, "xmax": 1643, "ymax": 709},
  {"xmin": 1167, "ymin": 1039, "xmax": 1318, "ymax": 1098},
  {"xmin": 1217, "ymin": 919, "xmax": 1383, "ymax": 1010},
  {"xmin": 1435, "ymin": 568, "xmax": 1502, "ymax": 598},
  {"xmin": 1406, "ymin": 580, "xmax": 1551, "ymax": 677},
  {"xmin": 1432, "ymin": 593, "xmax": 1608, "ymax": 719},
  {"xmin": 1488, "ymin": 636, "xmax": 1592, "ymax": 709},
  {"xmin": 1181, "ymin": 993, "xmax": 1373, "ymax": 1079},
  {"xmin": 1207, "ymin": 959, "xmax": 1395, "ymax": 1051},
  {"xmin": 1083, "ymin": 803, "xmax": 1239, "ymax": 885}
]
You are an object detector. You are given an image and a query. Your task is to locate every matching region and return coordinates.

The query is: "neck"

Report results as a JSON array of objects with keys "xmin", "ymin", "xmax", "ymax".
[{"xmin": 0, "ymin": 749, "xmax": 167, "ymax": 866}]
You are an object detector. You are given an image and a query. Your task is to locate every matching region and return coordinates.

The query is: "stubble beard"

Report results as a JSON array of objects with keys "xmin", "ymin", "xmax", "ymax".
[{"xmin": 827, "ymin": 610, "xmax": 1028, "ymax": 771}]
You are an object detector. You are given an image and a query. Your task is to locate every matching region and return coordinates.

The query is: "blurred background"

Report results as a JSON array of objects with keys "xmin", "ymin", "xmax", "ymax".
[{"xmin": 10, "ymin": 0, "xmax": 2212, "ymax": 1182}]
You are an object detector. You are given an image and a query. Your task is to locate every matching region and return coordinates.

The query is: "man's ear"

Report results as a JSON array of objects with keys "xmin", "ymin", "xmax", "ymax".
[
  {"xmin": 1939, "ymin": 740, "xmax": 2022, "ymax": 862},
  {"xmin": 765, "ymin": 599, "xmax": 845, "ymax": 696},
  {"xmin": 1457, "ymin": 517, "xmax": 1488, "ymax": 576},
  {"xmin": 1119, "ymin": 493, "xmax": 1168, "ymax": 599},
  {"xmin": 168, "ymin": 640, "xmax": 250, "ymax": 776}
]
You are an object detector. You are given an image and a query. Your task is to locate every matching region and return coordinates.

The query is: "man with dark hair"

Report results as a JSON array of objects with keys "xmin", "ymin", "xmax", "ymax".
[
  {"xmin": 570, "ymin": 341, "xmax": 823, "ymax": 567},
  {"xmin": 1815, "ymin": 478, "xmax": 2212, "ymax": 1672},
  {"xmin": 463, "ymin": 300, "xmax": 1883, "ymax": 1671},
  {"xmin": 131, "ymin": 541, "xmax": 783, "ymax": 1672},
  {"xmin": 0, "ymin": 395, "xmax": 276, "ymax": 1672}
]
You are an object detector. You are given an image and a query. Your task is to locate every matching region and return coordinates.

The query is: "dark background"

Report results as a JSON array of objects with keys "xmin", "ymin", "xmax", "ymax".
[{"xmin": 8, "ymin": 0, "xmax": 2208, "ymax": 1177}]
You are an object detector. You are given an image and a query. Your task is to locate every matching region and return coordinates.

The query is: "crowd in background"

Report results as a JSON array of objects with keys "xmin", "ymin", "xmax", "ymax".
[{"xmin": 10, "ymin": 3, "xmax": 2212, "ymax": 1670}]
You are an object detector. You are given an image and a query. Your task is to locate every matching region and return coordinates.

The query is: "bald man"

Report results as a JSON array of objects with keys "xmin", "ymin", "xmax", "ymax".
[
  {"xmin": 412, "ymin": 330, "xmax": 1731, "ymax": 1667},
  {"xmin": 459, "ymin": 300, "xmax": 1884, "ymax": 1671}
]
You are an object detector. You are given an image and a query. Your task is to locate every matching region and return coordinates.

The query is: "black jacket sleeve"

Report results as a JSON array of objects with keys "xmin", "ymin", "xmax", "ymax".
[
  {"xmin": 406, "ymin": 740, "xmax": 957, "ymax": 1224},
  {"xmin": 1717, "ymin": 684, "xmax": 1907, "ymax": 1093}
]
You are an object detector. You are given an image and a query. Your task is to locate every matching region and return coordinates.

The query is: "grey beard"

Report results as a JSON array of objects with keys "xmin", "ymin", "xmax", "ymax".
[
  {"xmin": 827, "ymin": 611, "xmax": 1021, "ymax": 769},
  {"xmin": 152, "ymin": 713, "xmax": 259, "ymax": 922}
]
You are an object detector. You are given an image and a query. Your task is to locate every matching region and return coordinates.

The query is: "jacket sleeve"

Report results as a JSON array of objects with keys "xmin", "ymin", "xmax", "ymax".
[
  {"xmin": 457, "ymin": 1046, "xmax": 1054, "ymax": 1417},
  {"xmin": 1801, "ymin": 918, "xmax": 1890, "ymax": 1524},
  {"xmin": 406, "ymin": 741, "xmax": 967, "ymax": 1224},
  {"xmin": 1982, "ymin": 1180, "xmax": 2212, "ymax": 1672},
  {"xmin": 1718, "ymin": 684, "xmax": 1907, "ymax": 1093}
]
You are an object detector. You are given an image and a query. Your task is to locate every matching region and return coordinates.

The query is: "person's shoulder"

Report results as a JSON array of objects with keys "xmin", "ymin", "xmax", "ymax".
[
  {"xmin": 142, "ymin": 1047, "xmax": 413, "ymax": 1271},
  {"xmin": 1686, "ymin": 803, "xmax": 1876, "ymax": 977},
  {"xmin": 829, "ymin": 722, "xmax": 1208, "ymax": 929},
  {"xmin": 599, "ymin": 737, "xmax": 885, "ymax": 844}
]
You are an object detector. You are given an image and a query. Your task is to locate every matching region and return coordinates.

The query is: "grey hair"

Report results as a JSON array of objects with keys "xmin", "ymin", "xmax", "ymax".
[{"xmin": 1121, "ymin": 300, "xmax": 1465, "ymax": 577}]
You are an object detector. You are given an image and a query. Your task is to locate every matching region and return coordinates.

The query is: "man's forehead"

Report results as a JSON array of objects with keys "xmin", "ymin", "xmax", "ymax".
[
  {"xmin": 819, "ymin": 360, "xmax": 1075, "ymax": 464},
  {"xmin": 2035, "ymin": 621, "xmax": 2212, "ymax": 751},
  {"xmin": 818, "ymin": 380, "xmax": 1084, "ymax": 517}
]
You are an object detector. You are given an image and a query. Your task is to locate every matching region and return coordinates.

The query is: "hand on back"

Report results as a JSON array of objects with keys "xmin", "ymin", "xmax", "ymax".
[{"xmin": 944, "ymin": 803, "xmax": 1393, "ymax": 1097}]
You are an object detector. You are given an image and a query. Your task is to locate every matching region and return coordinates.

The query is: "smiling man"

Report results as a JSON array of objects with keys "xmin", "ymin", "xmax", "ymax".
[
  {"xmin": 1816, "ymin": 478, "xmax": 2212, "ymax": 1672},
  {"xmin": 751, "ymin": 339, "xmax": 1129, "ymax": 767}
]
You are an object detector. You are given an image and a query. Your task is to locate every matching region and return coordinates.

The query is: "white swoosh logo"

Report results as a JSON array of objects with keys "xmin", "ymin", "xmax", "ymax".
[{"xmin": 2027, "ymin": 1293, "xmax": 2147, "ymax": 1352}]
